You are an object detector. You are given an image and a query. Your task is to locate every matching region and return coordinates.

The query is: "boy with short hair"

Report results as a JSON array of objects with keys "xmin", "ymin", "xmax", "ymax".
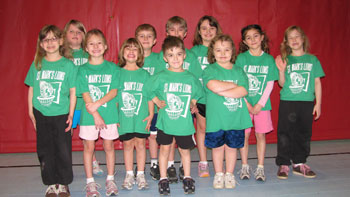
[
  {"xmin": 159, "ymin": 16, "xmax": 203, "ymax": 182},
  {"xmin": 135, "ymin": 23, "xmax": 163, "ymax": 180},
  {"xmin": 146, "ymin": 36, "xmax": 203, "ymax": 195}
]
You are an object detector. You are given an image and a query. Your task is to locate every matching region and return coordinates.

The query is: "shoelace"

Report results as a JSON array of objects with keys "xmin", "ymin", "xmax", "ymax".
[
  {"xmin": 58, "ymin": 185, "xmax": 67, "ymax": 193},
  {"xmin": 160, "ymin": 180, "xmax": 169, "ymax": 190},
  {"xmin": 137, "ymin": 174, "xmax": 146, "ymax": 184},
  {"xmin": 254, "ymin": 167, "xmax": 265, "ymax": 177},
  {"xmin": 106, "ymin": 180, "xmax": 117, "ymax": 189},
  {"xmin": 46, "ymin": 185, "xmax": 57, "ymax": 194},
  {"xmin": 238, "ymin": 165, "xmax": 250, "ymax": 175},
  {"xmin": 84, "ymin": 182, "xmax": 101, "ymax": 192}
]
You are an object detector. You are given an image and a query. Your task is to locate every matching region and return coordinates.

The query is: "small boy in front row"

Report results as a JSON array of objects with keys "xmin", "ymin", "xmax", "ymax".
[{"xmin": 145, "ymin": 36, "xmax": 203, "ymax": 195}]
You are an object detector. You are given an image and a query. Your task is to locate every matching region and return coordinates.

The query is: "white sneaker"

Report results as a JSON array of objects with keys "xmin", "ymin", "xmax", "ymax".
[
  {"xmin": 92, "ymin": 161, "xmax": 104, "ymax": 176},
  {"xmin": 224, "ymin": 173, "xmax": 236, "ymax": 189},
  {"xmin": 45, "ymin": 184, "xmax": 58, "ymax": 197},
  {"xmin": 213, "ymin": 173, "xmax": 224, "ymax": 189},
  {"xmin": 122, "ymin": 173, "xmax": 135, "ymax": 190},
  {"xmin": 136, "ymin": 173, "xmax": 149, "ymax": 190}
]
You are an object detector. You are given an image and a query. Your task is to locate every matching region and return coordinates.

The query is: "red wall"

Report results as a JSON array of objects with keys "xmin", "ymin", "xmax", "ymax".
[{"xmin": 0, "ymin": 0, "xmax": 349, "ymax": 153}]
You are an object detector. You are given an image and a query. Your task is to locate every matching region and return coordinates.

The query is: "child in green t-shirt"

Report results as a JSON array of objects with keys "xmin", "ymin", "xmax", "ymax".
[
  {"xmin": 191, "ymin": 15, "xmax": 223, "ymax": 178},
  {"xmin": 77, "ymin": 29, "xmax": 119, "ymax": 197},
  {"xmin": 147, "ymin": 36, "xmax": 203, "ymax": 195},
  {"xmin": 236, "ymin": 24, "xmax": 279, "ymax": 182},
  {"xmin": 135, "ymin": 24, "xmax": 162, "ymax": 180},
  {"xmin": 24, "ymin": 25, "xmax": 76, "ymax": 197},
  {"xmin": 159, "ymin": 15, "xmax": 203, "ymax": 183},
  {"xmin": 275, "ymin": 26, "xmax": 324, "ymax": 180},
  {"xmin": 63, "ymin": 19, "xmax": 104, "ymax": 177},
  {"xmin": 203, "ymin": 34, "xmax": 252, "ymax": 189},
  {"xmin": 117, "ymin": 38, "xmax": 154, "ymax": 190}
]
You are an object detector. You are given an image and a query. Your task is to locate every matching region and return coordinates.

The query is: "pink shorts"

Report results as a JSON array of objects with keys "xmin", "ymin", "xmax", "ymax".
[
  {"xmin": 245, "ymin": 110, "xmax": 273, "ymax": 134},
  {"xmin": 79, "ymin": 124, "xmax": 119, "ymax": 140}
]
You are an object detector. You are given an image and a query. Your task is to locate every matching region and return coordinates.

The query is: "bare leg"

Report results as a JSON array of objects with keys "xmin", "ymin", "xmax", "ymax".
[
  {"xmin": 103, "ymin": 139, "xmax": 115, "ymax": 176},
  {"xmin": 148, "ymin": 134, "xmax": 158, "ymax": 160},
  {"xmin": 255, "ymin": 133, "xmax": 266, "ymax": 166},
  {"xmin": 239, "ymin": 130, "xmax": 250, "ymax": 165},
  {"xmin": 83, "ymin": 140, "xmax": 95, "ymax": 178},
  {"xmin": 123, "ymin": 139, "xmax": 135, "ymax": 172},
  {"xmin": 195, "ymin": 113, "xmax": 207, "ymax": 162},
  {"xmin": 168, "ymin": 139, "xmax": 176, "ymax": 164},
  {"xmin": 159, "ymin": 144, "xmax": 171, "ymax": 178},
  {"xmin": 225, "ymin": 145, "xmax": 237, "ymax": 174},
  {"xmin": 212, "ymin": 146, "xmax": 224, "ymax": 173},
  {"xmin": 178, "ymin": 148, "xmax": 191, "ymax": 177},
  {"xmin": 135, "ymin": 138, "xmax": 147, "ymax": 172}
]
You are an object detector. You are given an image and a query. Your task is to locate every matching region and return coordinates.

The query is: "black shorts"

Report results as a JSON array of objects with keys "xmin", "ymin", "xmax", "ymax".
[
  {"xmin": 156, "ymin": 130, "xmax": 195, "ymax": 149},
  {"xmin": 119, "ymin": 132, "xmax": 150, "ymax": 142},
  {"xmin": 196, "ymin": 103, "xmax": 206, "ymax": 118}
]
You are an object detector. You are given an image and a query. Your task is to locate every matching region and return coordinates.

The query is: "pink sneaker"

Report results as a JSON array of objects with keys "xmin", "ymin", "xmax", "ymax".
[
  {"xmin": 105, "ymin": 180, "xmax": 118, "ymax": 196},
  {"xmin": 198, "ymin": 162, "xmax": 210, "ymax": 177},
  {"xmin": 85, "ymin": 182, "xmax": 101, "ymax": 197}
]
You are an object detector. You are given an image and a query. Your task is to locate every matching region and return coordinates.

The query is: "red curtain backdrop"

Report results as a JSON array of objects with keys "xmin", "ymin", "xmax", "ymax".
[{"xmin": 0, "ymin": 0, "xmax": 349, "ymax": 153}]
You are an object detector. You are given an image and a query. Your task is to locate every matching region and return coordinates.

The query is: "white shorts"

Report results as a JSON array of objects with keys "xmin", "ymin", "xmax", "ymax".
[{"xmin": 79, "ymin": 124, "xmax": 119, "ymax": 140}]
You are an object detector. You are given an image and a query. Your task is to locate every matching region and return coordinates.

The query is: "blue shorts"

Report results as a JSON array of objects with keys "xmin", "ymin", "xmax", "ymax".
[
  {"xmin": 72, "ymin": 110, "xmax": 81, "ymax": 129},
  {"xmin": 205, "ymin": 129, "xmax": 245, "ymax": 148},
  {"xmin": 150, "ymin": 113, "xmax": 158, "ymax": 135}
]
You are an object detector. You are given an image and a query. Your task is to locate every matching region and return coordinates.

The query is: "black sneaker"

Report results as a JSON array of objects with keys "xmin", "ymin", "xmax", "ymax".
[
  {"xmin": 179, "ymin": 166, "xmax": 184, "ymax": 181},
  {"xmin": 167, "ymin": 165, "xmax": 178, "ymax": 183},
  {"xmin": 150, "ymin": 163, "xmax": 160, "ymax": 180},
  {"xmin": 158, "ymin": 179, "xmax": 170, "ymax": 195},
  {"xmin": 183, "ymin": 177, "xmax": 195, "ymax": 194}
]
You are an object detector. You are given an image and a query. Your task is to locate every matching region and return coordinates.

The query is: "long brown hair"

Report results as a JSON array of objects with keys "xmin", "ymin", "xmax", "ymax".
[
  {"xmin": 34, "ymin": 25, "xmax": 70, "ymax": 70},
  {"xmin": 281, "ymin": 25, "xmax": 310, "ymax": 60},
  {"xmin": 238, "ymin": 24, "xmax": 269, "ymax": 54},
  {"xmin": 208, "ymin": 34, "xmax": 236, "ymax": 64},
  {"xmin": 193, "ymin": 15, "xmax": 222, "ymax": 46}
]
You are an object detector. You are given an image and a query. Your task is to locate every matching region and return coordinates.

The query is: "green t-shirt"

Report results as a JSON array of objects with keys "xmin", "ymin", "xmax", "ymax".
[
  {"xmin": 235, "ymin": 51, "xmax": 279, "ymax": 110},
  {"xmin": 117, "ymin": 68, "xmax": 151, "ymax": 135},
  {"xmin": 24, "ymin": 57, "xmax": 77, "ymax": 116},
  {"xmin": 72, "ymin": 48, "xmax": 89, "ymax": 110},
  {"xmin": 190, "ymin": 44, "xmax": 210, "ymax": 104},
  {"xmin": 280, "ymin": 54, "xmax": 325, "ymax": 101},
  {"xmin": 142, "ymin": 52, "xmax": 164, "ymax": 76},
  {"xmin": 145, "ymin": 69, "xmax": 204, "ymax": 136},
  {"xmin": 76, "ymin": 60, "xmax": 120, "ymax": 126},
  {"xmin": 203, "ymin": 63, "xmax": 253, "ymax": 132},
  {"xmin": 159, "ymin": 48, "xmax": 203, "ymax": 79}
]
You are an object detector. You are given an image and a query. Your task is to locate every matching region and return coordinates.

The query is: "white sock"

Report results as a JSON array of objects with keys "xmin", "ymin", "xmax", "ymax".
[
  {"xmin": 126, "ymin": 170, "xmax": 134, "ymax": 176},
  {"xmin": 86, "ymin": 177, "xmax": 95, "ymax": 184},
  {"xmin": 160, "ymin": 177, "xmax": 168, "ymax": 181},
  {"xmin": 199, "ymin": 161, "xmax": 208, "ymax": 165},
  {"xmin": 167, "ymin": 161, "xmax": 174, "ymax": 168},
  {"xmin": 137, "ymin": 171, "xmax": 144, "ymax": 176},
  {"xmin": 183, "ymin": 176, "xmax": 191, "ymax": 179},
  {"xmin": 151, "ymin": 159, "xmax": 158, "ymax": 166},
  {"xmin": 257, "ymin": 165, "xmax": 264, "ymax": 169},
  {"xmin": 106, "ymin": 175, "xmax": 114, "ymax": 181},
  {"xmin": 216, "ymin": 172, "xmax": 224, "ymax": 176}
]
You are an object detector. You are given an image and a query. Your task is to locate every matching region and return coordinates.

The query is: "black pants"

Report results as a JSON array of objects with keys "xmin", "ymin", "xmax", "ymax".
[
  {"xmin": 275, "ymin": 101, "xmax": 314, "ymax": 166},
  {"xmin": 33, "ymin": 108, "xmax": 73, "ymax": 185}
]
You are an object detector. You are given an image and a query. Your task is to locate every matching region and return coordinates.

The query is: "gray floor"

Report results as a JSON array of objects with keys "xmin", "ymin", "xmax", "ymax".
[{"xmin": 1, "ymin": 140, "xmax": 350, "ymax": 197}]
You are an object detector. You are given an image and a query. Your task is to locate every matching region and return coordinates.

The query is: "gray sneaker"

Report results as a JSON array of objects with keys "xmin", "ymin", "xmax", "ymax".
[
  {"xmin": 238, "ymin": 164, "xmax": 250, "ymax": 180},
  {"xmin": 254, "ymin": 166, "xmax": 266, "ymax": 181}
]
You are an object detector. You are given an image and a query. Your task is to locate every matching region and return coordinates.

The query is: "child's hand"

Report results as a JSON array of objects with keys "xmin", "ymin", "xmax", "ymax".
[
  {"xmin": 313, "ymin": 103, "xmax": 321, "ymax": 120},
  {"xmin": 86, "ymin": 102, "xmax": 100, "ymax": 114},
  {"xmin": 143, "ymin": 115, "xmax": 153, "ymax": 132},
  {"xmin": 156, "ymin": 100, "xmax": 166, "ymax": 109},
  {"xmin": 190, "ymin": 103, "xmax": 199, "ymax": 114},
  {"xmin": 65, "ymin": 115, "xmax": 73, "ymax": 132},
  {"xmin": 92, "ymin": 112, "xmax": 107, "ymax": 130},
  {"xmin": 29, "ymin": 112, "xmax": 36, "ymax": 131},
  {"xmin": 275, "ymin": 55, "xmax": 287, "ymax": 72},
  {"xmin": 252, "ymin": 104, "xmax": 263, "ymax": 115},
  {"xmin": 246, "ymin": 102, "xmax": 254, "ymax": 114}
]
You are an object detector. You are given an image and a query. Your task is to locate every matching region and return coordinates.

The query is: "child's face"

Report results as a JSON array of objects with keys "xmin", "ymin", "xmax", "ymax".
[
  {"xmin": 167, "ymin": 24, "xmax": 187, "ymax": 40},
  {"xmin": 85, "ymin": 35, "xmax": 107, "ymax": 58},
  {"xmin": 199, "ymin": 20, "xmax": 217, "ymax": 43},
  {"xmin": 123, "ymin": 44, "xmax": 139, "ymax": 64},
  {"xmin": 66, "ymin": 24, "xmax": 84, "ymax": 49},
  {"xmin": 213, "ymin": 40, "xmax": 233, "ymax": 65},
  {"xmin": 287, "ymin": 29, "xmax": 304, "ymax": 51},
  {"xmin": 243, "ymin": 29, "xmax": 264, "ymax": 51},
  {"xmin": 40, "ymin": 31, "xmax": 62, "ymax": 55},
  {"xmin": 164, "ymin": 47, "xmax": 186, "ymax": 71},
  {"xmin": 136, "ymin": 30, "xmax": 156, "ymax": 50}
]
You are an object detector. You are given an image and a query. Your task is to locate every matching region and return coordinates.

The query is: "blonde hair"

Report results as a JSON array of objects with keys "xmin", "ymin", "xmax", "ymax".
[
  {"xmin": 238, "ymin": 24, "xmax": 269, "ymax": 54},
  {"xmin": 166, "ymin": 16, "xmax": 187, "ymax": 33},
  {"xmin": 193, "ymin": 15, "xmax": 222, "ymax": 46},
  {"xmin": 118, "ymin": 38, "xmax": 144, "ymax": 68},
  {"xmin": 208, "ymin": 34, "xmax": 236, "ymax": 64},
  {"xmin": 281, "ymin": 25, "xmax": 310, "ymax": 60},
  {"xmin": 84, "ymin": 29, "xmax": 108, "ymax": 58},
  {"xmin": 34, "ymin": 25, "xmax": 70, "ymax": 70},
  {"xmin": 63, "ymin": 19, "xmax": 87, "ymax": 49},
  {"xmin": 135, "ymin": 24, "xmax": 157, "ymax": 38}
]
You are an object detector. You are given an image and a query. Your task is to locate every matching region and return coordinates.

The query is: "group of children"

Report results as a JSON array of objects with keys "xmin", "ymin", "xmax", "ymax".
[{"xmin": 25, "ymin": 15, "xmax": 324, "ymax": 197}]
